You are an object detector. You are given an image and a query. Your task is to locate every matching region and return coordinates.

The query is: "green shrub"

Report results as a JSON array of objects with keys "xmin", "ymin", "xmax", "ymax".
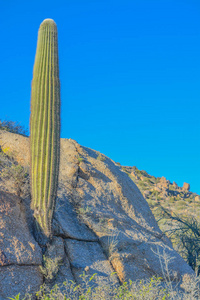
[
  {"xmin": 143, "ymin": 177, "xmax": 154, "ymax": 184},
  {"xmin": 147, "ymin": 199, "xmax": 156, "ymax": 207},
  {"xmin": 40, "ymin": 255, "xmax": 62, "ymax": 281},
  {"xmin": 168, "ymin": 197, "xmax": 175, "ymax": 204},
  {"xmin": 137, "ymin": 181, "xmax": 147, "ymax": 189},
  {"xmin": 96, "ymin": 152, "xmax": 106, "ymax": 162},
  {"xmin": 8, "ymin": 272, "xmax": 200, "ymax": 299},
  {"xmin": 176, "ymin": 200, "xmax": 187, "ymax": 208},
  {"xmin": 77, "ymin": 156, "xmax": 83, "ymax": 163},
  {"xmin": 0, "ymin": 119, "xmax": 28, "ymax": 136}
]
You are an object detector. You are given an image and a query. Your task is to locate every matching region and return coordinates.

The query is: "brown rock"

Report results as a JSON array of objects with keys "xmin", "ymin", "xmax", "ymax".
[
  {"xmin": 160, "ymin": 176, "xmax": 167, "ymax": 183},
  {"xmin": 131, "ymin": 172, "xmax": 139, "ymax": 180},
  {"xmin": 182, "ymin": 182, "xmax": 190, "ymax": 192},
  {"xmin": 159, "ymin": 177, "xmax": 170, "ymax": 189},
  {"xmin": 78, "ymin": 162, "xmax": 90, "ymax": 180},
  {"xmin": 195, "ymin": 196, "xmax": 200, "ymax": 202},
  {"xmin": 153, "ymin": 186, "xmax": 162, "ymax": 193}
]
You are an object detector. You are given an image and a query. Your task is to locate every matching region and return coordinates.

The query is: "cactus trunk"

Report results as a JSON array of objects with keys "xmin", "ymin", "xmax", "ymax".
[{"xmin": 30, "ymin": 19, "xmax": 60, "ymax": 239}]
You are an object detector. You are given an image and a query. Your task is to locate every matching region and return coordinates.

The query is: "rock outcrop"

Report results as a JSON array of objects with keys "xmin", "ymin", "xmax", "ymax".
[
  {"xmin": 0, "ymin": 130, "xmax": 194, "ymax": 299},
  {"xmin": 182, "ymin": 182, "xmax": 190, "ymax": 192},
  {"xmin": 158, "ymin": 177, "xmax": 170, "ymax": 190}
]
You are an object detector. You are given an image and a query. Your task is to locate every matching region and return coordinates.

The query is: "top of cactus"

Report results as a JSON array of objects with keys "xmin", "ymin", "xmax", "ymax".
[{"xmin": 40, "ymin": 18, "xmax": 57, "ymax": 28}]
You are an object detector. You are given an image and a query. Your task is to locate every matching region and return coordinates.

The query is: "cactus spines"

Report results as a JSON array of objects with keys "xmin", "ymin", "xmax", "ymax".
[{"xmin": 30, "ymin": 18, "xmax": 60, "ymax": 239}]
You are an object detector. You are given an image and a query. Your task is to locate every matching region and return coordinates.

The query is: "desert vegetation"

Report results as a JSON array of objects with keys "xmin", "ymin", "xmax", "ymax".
[
  {"xmin": 8, "ymin": 272, "xmax": 200, "ymax": 299},
  {"xmin": 0, "ymin": 119, "xmax": 28, "ymax": 136}
]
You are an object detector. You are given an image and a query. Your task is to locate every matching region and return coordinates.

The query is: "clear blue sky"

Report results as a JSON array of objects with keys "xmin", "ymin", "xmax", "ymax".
[{"xmin": 1, "ymin": 0, "xmax": 200, "ymax": 194}]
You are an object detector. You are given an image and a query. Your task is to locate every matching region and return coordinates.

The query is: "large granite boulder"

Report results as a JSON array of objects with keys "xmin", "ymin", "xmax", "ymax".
[{"xmin": 0, "ymin": 130, "xmax": 194, "ymax": 299}]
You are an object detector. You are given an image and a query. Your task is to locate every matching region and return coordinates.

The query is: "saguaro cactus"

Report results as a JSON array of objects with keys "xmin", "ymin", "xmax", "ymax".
[{"xmin": 30, "ymin": 19, "xmax": 60, "ymax": 238}]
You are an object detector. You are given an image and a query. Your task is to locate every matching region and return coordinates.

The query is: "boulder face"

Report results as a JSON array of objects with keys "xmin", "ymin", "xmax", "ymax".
[{"xmin": 0, "ymin": 130, "xmax": 194, "ymax": 299}]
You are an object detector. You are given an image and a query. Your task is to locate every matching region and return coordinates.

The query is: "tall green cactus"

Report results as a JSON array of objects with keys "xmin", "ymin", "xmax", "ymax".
[{"xmin": 30, "ymin": 19, "xmax": 60, "ymax": 239}]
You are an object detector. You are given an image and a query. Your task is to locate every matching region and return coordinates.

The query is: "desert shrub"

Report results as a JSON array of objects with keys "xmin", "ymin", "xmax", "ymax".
[
  {"xmin": 134, "ymin": 168, "xmax": 142, "ymax": 176},
  {"xmin": 77, "ymin": 155, "xmax": 83, "ymax": 163},
  {"xmin": 186, "ymin": 197, "xmax": 195, "ymax": 204},
  {"xmin": 137, "ymin": 181, "xmax": 147, "ymax": 189},
  {"xmin": 122, "ymin": 167, "xmax": 128, "ymax": 173},
  {"xmin": 143, "ymin": 177, "xmax": 154, "ymax": 184},
  {"xmin": 188, "ymin": 194, "xmax": 195, "ymax": 200},
  {"xmin": 0, "ymin": 119, "xmax": 28, "ymax": 136},
  {"xmin": 147, "ymin": 199, "xmax": 155, "ymax": 207},
  {"xmin": 157, "ymin": 206, "xmax": 200, "ymax": 276},
  {"xmin": 95, "ymin": 217, "xmax": 110, "ymax": 234},
  {"xmin": 168, "ymin": 197, "xmax": 175, "ymax": 204},
  {"xmin": 96, "ymin": 152, "xmax": 106, "ymax": 162},
  {"xmin": 154, "ymin": 177, "xmax": 161, "ymax": 184},
  {"xmin": 2, "ymin": 164, "xmax": 29, "ymax": 197},
  {"xmin": 139, "ymin": 170, "xmax": 149, "ymax": 177},
  {"xmin": 103, "ymin": 229, "xmax": 119, "ymax": 258},
  {"xmin": 76, "ymin": 205, "xmax": 92, "ymax": 222},
  {"xmin": 0, "ymin": 150, "xmax": 29, "ymax": 197},
  {"xmin": 168, "ymin": 185, "xmax": 175, "ymax": 191},
  {"xmin": 9, "ymin": 272, "xmax": 200, "ymax": 300},
  {"xmin": 176, "ymin": 200, "xmax": 187, "ymax": 207},
  {"xmin": 151, "ymin": 190, "xmax": 159, "ymax": 197},
  {"xmin": 40, "ymin": 255, "xmax": 62, "ymax": 282}
]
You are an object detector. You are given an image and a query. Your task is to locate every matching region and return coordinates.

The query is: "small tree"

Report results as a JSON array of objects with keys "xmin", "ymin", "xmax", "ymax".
[{"xmin": 157, "ymin": 205, "xmax": 200, "ymax": 275}]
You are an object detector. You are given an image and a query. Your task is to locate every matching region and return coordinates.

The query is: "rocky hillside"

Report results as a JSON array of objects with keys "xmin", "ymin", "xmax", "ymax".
[
  {"xmin": 0, "ymin": 130, "xmax": 194, "ymax": 299},
  {"xmin": 120, "ymin": 165, "xmax": 200, "ymax": 229}
]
